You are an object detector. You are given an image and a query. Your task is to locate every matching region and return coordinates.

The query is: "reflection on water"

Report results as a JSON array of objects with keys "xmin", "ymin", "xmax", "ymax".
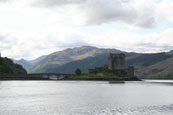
[{"xmin": 0, "ymin": 80, "xmax": 173, "ymax": 115}]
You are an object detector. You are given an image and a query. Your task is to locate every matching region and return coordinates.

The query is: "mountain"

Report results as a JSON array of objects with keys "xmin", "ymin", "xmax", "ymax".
[
  {"xmin": 44, "ymin": 51, "xmax": 173, "ymax": 79},
  {"xmin": 0, "ymin": 57, "xmax": 27, "ymax": 75},
  {"xmin": 44, "ymin": 53, "xmax": 109, "ymax": 74},
  {"xmin": 14, "ymin": 55, "xmax": 47, "ymax": 69},
  {"xmin": 136, "ymin": 51, "xmax": 173, "ymax": 79},
  {"xmin": 28, "ymin": 46, "xmax": 173, "ymax": 79},
  {"xmin": 40, "ymin": 52, "xmax": 144, "ymax": 74},
  {"xmin": 13, "ymin": 59, "xmax": 32, "ymax": 69},
  {"xmin": 28, "ymin": 46, "xmax": 121, "ymax": 73},
  {"xmin": 29, "ymin": 55, "xmax": 47, "ymax": 65}
]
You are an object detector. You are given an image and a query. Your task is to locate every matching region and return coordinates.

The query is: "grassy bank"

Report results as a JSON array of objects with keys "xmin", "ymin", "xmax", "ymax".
[
  {"xmin": 67, "ymin": 73, "xmax": 140, "ymax": 81},
  {"xmin": 0, "ymin": 73, "xmax": 140, "ymax": 81}
]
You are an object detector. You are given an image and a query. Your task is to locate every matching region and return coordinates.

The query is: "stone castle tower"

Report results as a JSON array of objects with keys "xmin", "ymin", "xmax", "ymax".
[
  {"xmin": 108, "ymin": 53, "xmax": 125, "ymax": 70},
  {"xmin": 88, "ymin": 53, "xmax": 134, "ymax": 77}
]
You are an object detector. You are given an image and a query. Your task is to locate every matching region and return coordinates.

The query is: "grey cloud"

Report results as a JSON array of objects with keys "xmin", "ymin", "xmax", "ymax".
[
  {"xmin": 0, "ymin": 36, "xmax": 5, "ymax": 41},
  {"xmin": 37, "ymin": 0, "xmax": 129, "ymax": 6},
  {"xmin": 81, "ymin": 0, "xmax": 156, "ymax": 28},
  {"xmin": 136, "ymin": 17, "xmax": 155, "ymax": 28},
  {"xmin": 36, "ymin": 0, "xmax": 86, "ymax": 7},
  {"xmin": 30, "ymin": 34, "xmax": 89, "ymax": 51},
  {"xmin": 0, "ymin": 35, "xmax": 17, "ymax": 50},
  {"xmin": 13, "ymin": 52, "xmax": 32, "ymax": 60},
  {"xmin": 159, "ymin": 45, "xmax": 173, "ymax": 51},
  {"xmin": 57, "ymin": 40, "xmax": 88, "ymax": 49},
  {"xmin": 136, "ymin": 42, "xmax": 158, "ymax": 48},
  {"xmin": 52, "ymin": 35, "xmax": 88, "ymax": 49},
  {"xmin": 82, "ymin": 1, "xmax": 136, "ymax": 23},
  {"xmin": 0, "ymin": 0, "xmax": 12, "ymax": 3},
  {"xmin": 36, "ymin": 0, "xmax": 158, "ymax": 28},
  {"xmin": 0, "ymin": 0, "xmax": 7, "ymax": 2},
  {"xmin": 133, "ymin": 42, "xmax": 173, "ymax": 52}
]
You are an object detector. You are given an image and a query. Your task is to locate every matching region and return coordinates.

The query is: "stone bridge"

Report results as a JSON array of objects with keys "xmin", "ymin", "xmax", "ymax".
[
  {"xmin": 27, "ymin": 73, "xmax": 73, "ymax": 80},
  {"xmin": 0, "ymin": 73, "xmax": 73, "ymax": 80}
]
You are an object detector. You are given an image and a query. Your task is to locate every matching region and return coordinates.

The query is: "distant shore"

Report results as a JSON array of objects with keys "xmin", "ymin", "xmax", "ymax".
[{"xmin": 0, "ymin": 75, "xmax": 140, "ymax": 81}]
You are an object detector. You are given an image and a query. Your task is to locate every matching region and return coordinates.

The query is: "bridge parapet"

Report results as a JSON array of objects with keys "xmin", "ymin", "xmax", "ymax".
[
  {"xmin": 0, "ymin": 73, "xmax": 73, "ymax": 80},
  {"xmin": 28, "ymin": 73, "xmax": 73, "ymax": 80}
]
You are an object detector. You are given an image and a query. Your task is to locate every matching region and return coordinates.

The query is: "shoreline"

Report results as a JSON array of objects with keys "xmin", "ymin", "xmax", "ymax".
[
  {"xmin": 0, "ymin": 74, "xmax": 140, "ymax": 81},
  {"xmin": 0, "ymin": 78, "xmax": 141, "ymax": 81}
]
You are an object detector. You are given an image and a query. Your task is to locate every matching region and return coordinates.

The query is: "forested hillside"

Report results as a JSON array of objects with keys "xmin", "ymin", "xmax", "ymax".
[{"xmin": 0, "ymin": 57, "xmax": 27, "ymax": 75}]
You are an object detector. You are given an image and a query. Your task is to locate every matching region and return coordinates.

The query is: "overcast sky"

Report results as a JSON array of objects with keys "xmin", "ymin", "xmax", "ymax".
[{"xmin": 0, "ymin": 0, "xmax": 173, "ymax": 60}]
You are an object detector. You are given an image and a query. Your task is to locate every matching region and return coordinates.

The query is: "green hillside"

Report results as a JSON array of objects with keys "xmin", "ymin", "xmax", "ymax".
[
  {"xmin": 27, "ymin": 46, "xmax": 173, "ymax": 79},
  {"xmin": 44, "ymin": 53, "xmax": 109, "ymax": 74},
  {"xmin": 139, "ymin": 57, "xmax": 173, "ymax": 79},
  {"xmin": 125, "ymin": 52, "xmax": 173, "ymax": 79},
  {"xmin": 0, "ymin": 57, "xmax": 27, "ymax": 75},
  {"xmin": 28, "ymin": 46, "xmax": 121, "ymax": 73},
  {"xmin": 44, "ymin": 51, "xmax": 173, "ymax": 79}
]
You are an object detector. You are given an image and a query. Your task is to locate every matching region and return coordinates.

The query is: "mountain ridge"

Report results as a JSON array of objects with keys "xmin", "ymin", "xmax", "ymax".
[
  {"xmin": 42, "ymin": 51, "xmax": 173, "ymax": 79},
  {"xmin": 23, "ymin": 46, "xmax": 173, "ymax": 79},
  {"xmin": 28, "ymin": 46, "xmax": 121, "ymax": 73},
  {"xmin": 13, "ymin": 55, "xmax": 47, "ymax": 69}
]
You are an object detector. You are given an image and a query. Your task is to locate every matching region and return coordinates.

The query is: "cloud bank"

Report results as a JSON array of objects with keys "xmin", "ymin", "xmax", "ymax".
[
  {"xmin": 0, "ymin": 0, "xmax": 172, "ymax": 59},
  {"xmin": 36, "ymin": 0, "xmax": 173, "ymax": 28}
]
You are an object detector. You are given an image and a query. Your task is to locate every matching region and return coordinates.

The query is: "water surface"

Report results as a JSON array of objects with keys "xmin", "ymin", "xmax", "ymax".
[{"xmin": 0, "ymin": 80, "xmax": 173, "ymax": 115}]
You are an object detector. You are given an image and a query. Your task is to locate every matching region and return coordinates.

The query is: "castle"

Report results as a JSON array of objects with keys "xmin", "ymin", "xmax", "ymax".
[
  {"xmin": 88, "ymin": 53, "xmax": 134, "ymax": 78},
  {"xmin": 108, "ymin": 53, "xmax": 125, "ymax": 70}
]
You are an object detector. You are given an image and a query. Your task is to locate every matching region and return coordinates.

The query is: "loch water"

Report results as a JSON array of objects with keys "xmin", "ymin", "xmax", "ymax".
[{"xmin": 0, "ymin": 80, "xmax": 173, "ymax": 115}]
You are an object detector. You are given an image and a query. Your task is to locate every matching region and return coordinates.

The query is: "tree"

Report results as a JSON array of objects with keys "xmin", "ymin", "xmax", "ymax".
[{"xmin": 75, "ymin": 68, "xmax": 81, "ymax": 76}]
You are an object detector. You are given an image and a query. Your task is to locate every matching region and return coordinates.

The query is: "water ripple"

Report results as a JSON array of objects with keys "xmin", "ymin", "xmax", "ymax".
[{"xmin": 61, "ymin": 104, "xmax": 173, "ymax": 115}]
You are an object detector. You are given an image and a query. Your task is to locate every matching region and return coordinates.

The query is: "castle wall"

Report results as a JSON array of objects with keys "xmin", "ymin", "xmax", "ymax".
[
  {"xmin": 108, "ymin": 53, "xmax": 125, "ymax": 70},
  {"xmin": 108, "ymin": 56, "xmax": 113, "ymax": 70},
  {"xmin": 88, "ymin": 53, "xmax": 135, "ymax": 78}
]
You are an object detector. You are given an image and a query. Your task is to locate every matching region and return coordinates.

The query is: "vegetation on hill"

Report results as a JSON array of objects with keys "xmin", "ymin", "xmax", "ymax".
[
  {"xmin": 43, "ymin": 51, "xmax": 173, "ymax": 79},
  {"xmin": 68, "ymin": 73, "xmax": 139, "ymax": 81},
  {"xmin": 125, "ymin": 52, "xmax": 173, "ymax": 79},
  {"xmin": 44, "ymin": 53, "xmax": 109, "ymax": 74},
  {"xmin": 0, "ymin": 57, "xmax": 27, "ymax": 75},
  {"xmin": 28, "ymin": 46, "xmax": 121, "ymax": 73},
  {"xmin": 139, "ymin": 58, "xmax": 173, "ymax": 79},
  {"xmin": 75, "ymin": 68, "xmax": 82, "ymax": 76},
  {"xmin": 26, "ymin": 46, "xmax": 173, "ymax": 79}
]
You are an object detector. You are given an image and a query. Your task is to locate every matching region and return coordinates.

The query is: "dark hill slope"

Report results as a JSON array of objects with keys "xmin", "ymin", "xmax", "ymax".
[
  {"xmin": 0, "ymin": 57, "xmax": 27, "ymax": 75},
  {"xmin": 125, "ymin": 52, "xmax": 173, "ymax": 78},
  {"xmin": 139, "ymin": 57, "xmax": 173, "ymax": 79},
  {"xmin": 28, "ymin": 46, "xmax": 173, "ymax": 79},
  {"xmin": 126, "ymin": 53, "xmax": 171, "ymax": 67},
  {"xmin": 28, "ymin": 46, "xmax": 121, "ymax": 73},
  {"xmin": 45, "ymin": 53, "xmax": 109, "ymax": 74},
  {"xmin": 44, "ymin": 51, "xmax": 173, "ymax": 79}
]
